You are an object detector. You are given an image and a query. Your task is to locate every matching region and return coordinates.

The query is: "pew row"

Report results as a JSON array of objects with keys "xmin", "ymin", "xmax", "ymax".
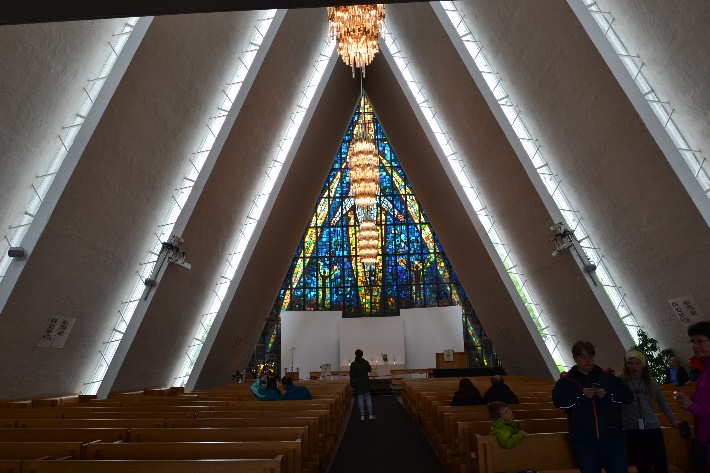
[
  {"xmin": 475, "ymin": 429, "xmax": 688, "ymax": 473},
  {"xmin": 84, "ymin": 441, "xmax": 301, "ymax": 473},
  {"xmin": 21, "ymin": 458, "xmax": 282, "ymax": 472}
]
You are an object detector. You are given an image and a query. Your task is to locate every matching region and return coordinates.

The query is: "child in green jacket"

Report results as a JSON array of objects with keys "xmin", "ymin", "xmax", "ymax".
[{"xmin": 487, "ymin": 401, "xmax": 527, "ymax": 448}]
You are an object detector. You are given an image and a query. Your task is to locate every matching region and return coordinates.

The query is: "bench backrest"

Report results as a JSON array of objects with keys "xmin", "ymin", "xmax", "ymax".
[
  {"xmin": 0, "ymin": 442, "xmax": 83, "ymax": 460},
  {"xmin": 129, "ymin": 427, "xmax": 310, "ymax": 459},
  {"xmin": 21, "ymin": 458, "xmax": 282, "ymax": 473},
  {"xmin": 86, "ymin": 441, "xmax": 300, "ymax": 473},
  {"xmin": 477, "ymin": 432, "xmax": 575, "ymax": 473},
  {"xmin": 0, "ymin": 428, "xmax": 127, "ymax": 442},
  {"xmin": 18, "ymin": 419, "xmax": 165, "ymax": 428}
]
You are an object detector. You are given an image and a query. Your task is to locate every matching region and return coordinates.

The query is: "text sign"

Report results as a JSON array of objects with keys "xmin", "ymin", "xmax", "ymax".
[
  {"xmin": 37, "ymin": 317, "xmax": 77, "ymax": 348},
  {"xmin": 668, "ymin": 296, "xmax": 704, "ymax": 326}
]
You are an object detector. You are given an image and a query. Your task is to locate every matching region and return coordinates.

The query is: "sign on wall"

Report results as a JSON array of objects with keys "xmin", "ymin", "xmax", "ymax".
[
  {"xmin": 668, "ymin": 295, "xmax": 705, "ymax": 326},
  {"xmin": 37, "ymin": 316, "xmax": 76, "ymax": 348}
]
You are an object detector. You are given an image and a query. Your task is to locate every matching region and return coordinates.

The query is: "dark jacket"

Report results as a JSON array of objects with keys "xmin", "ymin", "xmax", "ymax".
[
  {"xmin": 250, "ymin": 379, "xmax": 282, "ymax": 401},
  {"xmin": 281, "ymin": 384, "xmax": 313, "ymax": 401},
  {"xmin": 663, "ymin": 366, "xmax": 690, "ymax": 386},
  {"xmin": 451, "ymin": 390, "xmax": 485, "ymax": 406},
  {"xmin": 484, "ymin": 383, "xmax": 519, "ymax": 405},
  {"xmin": 349, "ymin": 357, "xmax": 372, "ymax": 394},
  {"xmin": 552, "ymin": 365, "xmax": 633, "ymax": 440}
]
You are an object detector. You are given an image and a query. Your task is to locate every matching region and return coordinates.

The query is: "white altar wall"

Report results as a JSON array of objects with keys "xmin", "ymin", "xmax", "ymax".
[
  {"xmin": 402, "ymin": 306, "xmax": 464, "ymax": 369},
  {"xmin": 339, "ymin": 316, "xmax": 405, "ymax": 368},
  {"xmin": 280, "ymin": 311, "xmax": 340, "ymax": 376}
]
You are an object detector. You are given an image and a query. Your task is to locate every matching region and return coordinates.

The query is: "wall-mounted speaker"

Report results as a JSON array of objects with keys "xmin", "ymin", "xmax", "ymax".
[{"xmin": 8, "ymin": 247, "xmax": 24, "ymax": 258}]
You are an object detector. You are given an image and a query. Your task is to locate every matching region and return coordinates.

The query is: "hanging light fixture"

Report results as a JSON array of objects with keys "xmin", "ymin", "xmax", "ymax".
[
  {"xmin": 349, "ymin": 95, "xmax": 380, "ymax": 268},
  {"xmin": 357, "ymin": 219, "xmax": 378, "ymax": 266},
  {"xmin": 327, "ymin": 4, "xmax": 385, "ymax": 77},
  {"xmin": 349, "ymin": 133, "xmax": 378, "ymax": 208}
]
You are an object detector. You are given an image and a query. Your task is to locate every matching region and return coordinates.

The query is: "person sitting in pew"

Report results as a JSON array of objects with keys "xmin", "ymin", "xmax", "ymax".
[
  {"xmin": 663, "ymin": 357, "xmax": 690, "ymax": 386},
  {"xmin": 451, "ymin": 378, "xmax": 485, "ymax": 406},
  {"xmin": 280, "ymin": 376, "xmax": 312, "ymax": 401},
  {"xmin": 250, "ymin": 373, "xmax": 282, "ymax": 401},
  {"xmin": 689, "ymin": 355, "xmax": 705, "ymax": 382},
  {"xmin": 487, "ymin": 401, "xmax": 527, "ymax": 448},
  {"xmin": 483, "ymin": 375, "xmax": 520, "ymax": 404}
]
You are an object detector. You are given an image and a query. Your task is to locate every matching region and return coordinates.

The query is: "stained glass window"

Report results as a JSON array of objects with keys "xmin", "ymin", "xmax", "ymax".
[{"xmin": 252, "ymin": 97, "xmax": 493, "ymax": 374}]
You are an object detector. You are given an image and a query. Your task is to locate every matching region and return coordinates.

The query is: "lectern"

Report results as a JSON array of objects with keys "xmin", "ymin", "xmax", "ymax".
[{"xmin": 435, "ymin": 351, "xmax": 469, "ymax": 369}]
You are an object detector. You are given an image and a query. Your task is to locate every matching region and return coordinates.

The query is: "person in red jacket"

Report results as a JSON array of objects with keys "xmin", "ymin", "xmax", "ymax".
[{"xmin": 552, "ymin": 340, "xmax": 633, "ymax": 473}]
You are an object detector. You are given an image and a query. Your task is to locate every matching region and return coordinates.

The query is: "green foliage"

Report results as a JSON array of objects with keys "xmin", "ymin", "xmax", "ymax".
[{"xmin": 634, "ymin": 329, "xmax": 673, "ymax": 381}]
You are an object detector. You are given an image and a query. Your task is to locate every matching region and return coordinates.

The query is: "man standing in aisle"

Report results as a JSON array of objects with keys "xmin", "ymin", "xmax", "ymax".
[{"xmin": 350, "ymin": 349, "xmax": 374, "ymax": 421}]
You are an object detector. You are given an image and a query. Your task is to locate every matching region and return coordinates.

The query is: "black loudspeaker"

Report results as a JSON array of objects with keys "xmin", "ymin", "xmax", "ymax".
[
  {"xmin": 8, "ymin": 247, "xmax": 24, "ymax": 258},
  {"xmin": 255, "ymin": 344, "xmax": 266, "ymax": 363}
]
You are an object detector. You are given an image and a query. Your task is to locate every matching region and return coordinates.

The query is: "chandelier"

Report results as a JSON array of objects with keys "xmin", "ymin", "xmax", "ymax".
[
  {"xmin": 349, "ymin": 135, "xmax": 378, "ymax": 208},
  {"xmin": 349, "ymin": 96, "xmax": 380, "ymax": 268},
  {"xmin": 357, "ymin": 219, "xmax": 378, "ymax": 266},
  {"xmin": 327, "ymin": 4, "xmax": 385, "ymax": 76}
]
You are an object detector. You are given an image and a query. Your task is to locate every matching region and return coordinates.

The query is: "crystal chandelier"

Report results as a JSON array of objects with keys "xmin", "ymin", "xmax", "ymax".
[
  {"xmin": 349, "ymin": 96, "xmax": 380, "ymax": 268},
  {"xmin": 357, "ymin": 219, "xmax": 378, "ymax": 266},
  {"xmin": 327, "ymin": 4, "xmax": 385, "ymax": 76},
  {"xmin": 349, "ymin": 134, "xmax": 378, "ymax": 208}
]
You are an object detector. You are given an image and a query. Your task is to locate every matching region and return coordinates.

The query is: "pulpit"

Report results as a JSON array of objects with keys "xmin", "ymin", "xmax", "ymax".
[
  {"xmin": 435, "ymin": 351, "xmax": 469, "ymax": 369},
  {"xmin": 285, "ymin": 371, "xmax": 299, "ymax": 381}
]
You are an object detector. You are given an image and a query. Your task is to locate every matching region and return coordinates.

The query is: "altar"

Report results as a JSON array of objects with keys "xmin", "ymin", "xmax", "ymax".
[{"xmin": 340, "ymin": 363, "xmax": 405, "ymax": 377}]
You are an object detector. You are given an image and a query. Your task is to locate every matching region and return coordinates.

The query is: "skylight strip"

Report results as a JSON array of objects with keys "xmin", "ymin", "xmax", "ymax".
[
  {"xmin": 174, "ymin": 39, "xmax": 337, "ymax": 387},
  {"xmin": 0, "ymin": 19, "xmax": 139, "ymax": 285},
  {"xmin": 84, "ymin": 10, "xmax": 278, "ymax": 395},
  {"xmin": 382, "ymin": 26, "xmax": 568, "ymax": 372},
  {"xmin": 437, "ymin": 1, "xmax": 640, "ymax": 343},
  {"xmin": 578, "ymin": 1, "xmax": 710, "ymax": 220}
]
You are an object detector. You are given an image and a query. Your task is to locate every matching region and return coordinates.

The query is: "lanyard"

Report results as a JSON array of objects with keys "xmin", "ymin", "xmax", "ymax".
[{"xmin": 630, "ymin": 377, "xmax": 644, "ymax": 418}]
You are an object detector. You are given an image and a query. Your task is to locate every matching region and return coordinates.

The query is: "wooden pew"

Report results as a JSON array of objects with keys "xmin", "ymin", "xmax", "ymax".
[
  {"xmin": 21, "ymin": 458, "xmax": 282, "ymax": 473},
  {"xmin": 0, "ymin": 442, "xmax": 83, "ymax": 460},
  {"xmin": 0, "ymin": 410, "xmax": 63, "ymax": 420},
  {"xmin": 167, "ymin": 417, "xmax": 320, "ymax": 469},
  {"xmin": 195, "ymin": 410, "xmax": 332, "ymax": 460},
  {"xmin": 18, "ymin": 419, "xmax": 166, "ymax": 428},
  {"xmin": 63, "ymin": 411, "xmax": 195, "ymax": 420},
  {"xmin": 0, "ymin": 460, "xmax": 20, "ymax": 473},
  {"xmin": 456, "ymin": 417, "xmax": 568, "ymax": 473},
  {"xmin": 0, "ymin": 428, "xmax": 128, "ymax": 442},
  {"xmin": 439, "ymin": 407, "xmax": 562, "ymax": 459},
  {"xmin": 130, "ymin": 427, "xmax": 315, "ymax": 473},
  {"xmin": 85, "ymin": 441, "xmax": 301, "ymax": 473},
  {"xmin": 475, "ymin": 429, "xmax": 689, "ymax": 473}
]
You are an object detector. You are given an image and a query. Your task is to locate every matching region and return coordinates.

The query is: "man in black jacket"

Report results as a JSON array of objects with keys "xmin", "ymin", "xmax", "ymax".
[
  {"xmin": 552, "ymin": 340, "xmax": 633, "ymax": 473},
  {"xmin": 483, "ymin": 375, "xmax": 519, "ymax": 404}
]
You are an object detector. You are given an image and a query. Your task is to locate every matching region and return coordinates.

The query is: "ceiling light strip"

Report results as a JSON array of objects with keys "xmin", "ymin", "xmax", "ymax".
[
  {"xmin": 0, "ymin": 18, "xmax": 139, "ymax": 286},
  {"xmin": 437, "ymin": 1, "xmax": 640, "ymax": 343},
  {"xmin": 84, "ymin": 10, "xmax": 278, "ymax": 395},
  {"xmin": 174, "ymin": 39, "xmax": 336, "ymax": 388},
  {"xmin": 382, "ymin": 25, "xmax": 568, "ymax": 372},
  {"xmin": 579, "ymin": 0, "xmax": 710, "ymax": 221}
]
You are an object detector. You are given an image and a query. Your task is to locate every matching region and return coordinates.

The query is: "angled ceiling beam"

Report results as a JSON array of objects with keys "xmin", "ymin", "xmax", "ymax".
[{"xmin": 1, "ymin": 0, "xmax": 430, "ymax": 26}]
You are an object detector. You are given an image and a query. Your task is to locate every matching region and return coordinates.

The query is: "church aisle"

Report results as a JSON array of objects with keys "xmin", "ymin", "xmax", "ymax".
[{"xmin": 327, "ymin": 395, "xmax": 446, "ymax": 473}]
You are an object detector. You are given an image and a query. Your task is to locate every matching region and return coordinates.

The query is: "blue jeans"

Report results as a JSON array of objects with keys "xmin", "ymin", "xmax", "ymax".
[
  {"xmin": 356, "ymin": 392, "xmax": 372, "ymax": 416},
  {"xmin": 569, "ymin": 435, "xmax": 628, "ymax": 473}
]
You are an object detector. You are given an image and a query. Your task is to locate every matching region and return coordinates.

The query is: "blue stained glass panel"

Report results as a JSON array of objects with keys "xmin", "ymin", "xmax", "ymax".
[{"xmin": 251, "ymin": 97, "xmax": 493, "ymax": 375}]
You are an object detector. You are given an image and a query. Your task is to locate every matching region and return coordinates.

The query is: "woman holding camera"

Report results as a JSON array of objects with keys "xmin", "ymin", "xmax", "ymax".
[{"xmin": 675, "ymin": 321, "xmax": 710, "ymax": 466}]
